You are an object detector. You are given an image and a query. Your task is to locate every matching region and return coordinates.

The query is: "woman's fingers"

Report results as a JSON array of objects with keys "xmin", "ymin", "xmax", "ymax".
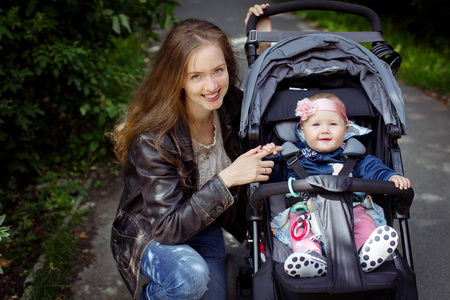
[{"xmin": 219, "ymin": 144, "xmax": 279, "ymax": 187}]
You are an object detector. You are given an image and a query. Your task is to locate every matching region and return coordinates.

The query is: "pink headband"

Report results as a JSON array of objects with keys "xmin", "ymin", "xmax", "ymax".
[{"xmin": 295, "ymin": 98, "xmax": 348, "ymax": 126}]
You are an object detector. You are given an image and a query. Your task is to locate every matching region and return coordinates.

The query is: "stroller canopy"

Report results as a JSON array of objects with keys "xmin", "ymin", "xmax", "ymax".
[{"xmin": 239, "ymin": 32, "xmax": 409, "ymax": 139}]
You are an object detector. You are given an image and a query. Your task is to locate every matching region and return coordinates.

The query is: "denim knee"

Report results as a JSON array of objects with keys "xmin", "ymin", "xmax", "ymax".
[{"xmin": 140, "ymin": 242, "xmax": 210, "ymax": 300}]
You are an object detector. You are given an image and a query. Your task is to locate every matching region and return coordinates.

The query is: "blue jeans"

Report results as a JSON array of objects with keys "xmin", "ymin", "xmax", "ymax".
[{"xmin": 140, "ymin": 226, "xmax": 226, "ymax": 300}]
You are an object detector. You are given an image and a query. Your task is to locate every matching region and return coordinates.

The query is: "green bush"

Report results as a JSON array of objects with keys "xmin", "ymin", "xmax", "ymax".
[
  {"xmin": 0, "ymin": 0, "xmax": 179, "ymax": 186},
  {"xmin": 347, "ymin": 0, "xmax": 450, "ymax": 40},
  {"xmin": 0, "ymin": 170, "xmax": 89, "ymax": 297},
  {"xmin": 0, "ymin": 214, "xmax": 11, "ymax": 275}
]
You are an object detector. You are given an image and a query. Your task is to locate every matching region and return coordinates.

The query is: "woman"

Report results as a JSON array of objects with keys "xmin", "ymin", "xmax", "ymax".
[{"xmin": 110, "ymin": 5, "xmax": 275, "ymax": 300}]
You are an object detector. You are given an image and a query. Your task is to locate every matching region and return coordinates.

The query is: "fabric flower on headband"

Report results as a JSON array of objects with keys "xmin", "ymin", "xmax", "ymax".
[{"xmin": 295, "ymin": 98, "xmax": 318, "ymax": 122}]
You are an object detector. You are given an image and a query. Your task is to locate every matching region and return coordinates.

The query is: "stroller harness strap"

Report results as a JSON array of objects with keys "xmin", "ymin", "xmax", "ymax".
[
  {"xmin": 339, "ymin": 138, "xmax": 367, "ymax": 176},
  {"xmin": 281, "ymin": 141, "xmax": 309, "ymax": 179},
  {"xmin": 307, "ymin": 177, "xmax": 368, "ymax": 293},
  {"xmin": 286, "ymin": 155, "xmax": 309, "ymax": 179},
  {"xmin": 307, "ymin": 183, "xmax": 367, "ymax": 293},
  {"xmin": 281, "ymin": 139, "xmax": 371, "ymax": 292},
  {"xmin": 281, "ymin": 138, "xmax": 366, "ymax": 179}
]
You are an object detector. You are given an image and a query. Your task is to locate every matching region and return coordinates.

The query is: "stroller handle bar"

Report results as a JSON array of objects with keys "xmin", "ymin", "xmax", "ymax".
[
  {"xmin": 248, "ymin": 175, "xmax": 414, "ymax": 220},
  {"xmin": 246, "ymin": 0, "xmax": 383, "ymax": 35}
]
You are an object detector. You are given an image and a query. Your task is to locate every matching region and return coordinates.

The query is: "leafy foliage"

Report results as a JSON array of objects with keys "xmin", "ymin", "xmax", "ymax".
[
  {"xmin": 0, "ymin": 214, "xmax": 11, "ymax": 274},
  {"xmin": 0, "ymin": 0, "xmax": 179, "ymax": 296},
  {"xmin": 0, "ymin": 171, "xmax": 85, "ymax": 258},
  {"xmin": 0, "ymin": 168, "xmax": 108, "ymax": 297},
  {"xmin": 0, "ymin": 0, "xmax": 179, "ymax": 186},
  {"xmin": 346, "ymin": 0, "xmax": 450, "ymax": 40}
]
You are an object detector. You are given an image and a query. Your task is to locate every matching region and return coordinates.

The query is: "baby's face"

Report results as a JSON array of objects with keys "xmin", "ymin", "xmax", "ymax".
[{"xmin": 302, "ymin": 110, "xmax": 348, "ymax": 153}]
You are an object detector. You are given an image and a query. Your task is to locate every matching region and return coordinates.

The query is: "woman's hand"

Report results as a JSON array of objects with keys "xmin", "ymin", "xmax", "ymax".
[
  {"xmin": 389, "ymin": 175, "xmax": 411, "ymax": 190},
  {"xmin": 219, "ymin": 145, "xmax": 277, "ymax": 188},
  {"xmin": 245, "ymin": 3, "xmax": 272, "ymax": 54}
]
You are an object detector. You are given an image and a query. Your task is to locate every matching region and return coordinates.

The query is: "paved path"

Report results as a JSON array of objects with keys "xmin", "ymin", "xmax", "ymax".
[{"xmin": 72, "ymin": 1, "xmax": 450, "ymax": 299}]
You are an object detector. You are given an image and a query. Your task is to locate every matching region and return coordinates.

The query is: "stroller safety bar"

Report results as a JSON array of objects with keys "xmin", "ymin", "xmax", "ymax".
[{"xmin": 248, "ymin": 175, "xmax": 414, "ymax": 220}]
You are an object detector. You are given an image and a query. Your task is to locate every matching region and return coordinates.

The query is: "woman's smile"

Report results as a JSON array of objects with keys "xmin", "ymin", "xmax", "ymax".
[{"xmin": 202, "ymin": 90, "xmax": 221, "ymax": 101}]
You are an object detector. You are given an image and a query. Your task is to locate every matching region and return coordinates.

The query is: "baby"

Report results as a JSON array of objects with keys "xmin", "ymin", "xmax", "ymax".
[{"xmin": 263, "ymin": 93, "xmax": 410, "ymax": 278}]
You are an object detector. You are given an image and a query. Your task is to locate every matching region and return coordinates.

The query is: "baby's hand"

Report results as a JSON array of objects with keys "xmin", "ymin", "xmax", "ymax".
[
  {"xmin": 260, "ymin": 142, "xmax": 282, "ymax": 156},
  {"xmin": 389, "ymin": 175, "xmax": 411, "ymax": 190}
]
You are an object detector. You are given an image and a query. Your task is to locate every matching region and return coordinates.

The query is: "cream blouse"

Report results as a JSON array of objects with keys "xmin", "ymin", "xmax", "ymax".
[{"xmin": 191, "ymin": 110, "xmax": 232, "ymax": 189}]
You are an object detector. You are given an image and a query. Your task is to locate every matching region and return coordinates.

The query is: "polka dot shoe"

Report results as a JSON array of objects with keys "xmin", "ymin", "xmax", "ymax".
[
  {"xmin": 359, "ymin": 226, "xmax": 398, "ymax": 272},
  {"xmin": 284, "ymin": 249, "xmax": 327, "ymax": 278}
]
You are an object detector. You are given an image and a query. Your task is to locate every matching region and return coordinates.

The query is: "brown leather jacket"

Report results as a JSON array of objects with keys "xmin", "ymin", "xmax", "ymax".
[{"xmin": 111, "ymin": 87, "xmax": 248, "ymax": 298}]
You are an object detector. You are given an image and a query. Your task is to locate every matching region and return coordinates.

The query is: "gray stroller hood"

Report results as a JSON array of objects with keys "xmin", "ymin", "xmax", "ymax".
[{"xmin": 239, "ymin": 32, "xmax": 409, "ymax": 139}]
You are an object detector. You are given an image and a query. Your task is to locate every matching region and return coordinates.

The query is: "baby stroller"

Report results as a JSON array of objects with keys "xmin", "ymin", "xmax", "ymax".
[{"xmin": 240, "ymin": 1, "xmax": 418, "ymax": 299}]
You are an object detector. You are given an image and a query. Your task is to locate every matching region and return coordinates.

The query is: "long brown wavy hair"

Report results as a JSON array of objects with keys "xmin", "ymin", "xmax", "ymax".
[{"xmin": 112, "ymin": 19, "xmax": 241, "ymax": 166}]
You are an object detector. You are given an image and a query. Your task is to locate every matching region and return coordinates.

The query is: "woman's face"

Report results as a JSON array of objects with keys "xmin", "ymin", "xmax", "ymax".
[
  {"xmin": 183, "ymin": 43, "xmax": 229, "ymax": 118},
  {"xmin": 302, "ymin": 110, "xmax": 348, "ymax": 153}
]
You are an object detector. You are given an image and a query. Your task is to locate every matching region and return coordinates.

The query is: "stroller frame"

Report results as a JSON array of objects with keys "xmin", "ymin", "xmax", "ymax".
[{"xmin": 242, "ymin": 1, "xmax": 417, "ymax": 299}]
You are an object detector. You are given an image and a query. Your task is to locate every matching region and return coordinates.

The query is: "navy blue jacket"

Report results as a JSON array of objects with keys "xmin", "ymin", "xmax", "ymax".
[{"xmin": 269, "ymin": 140, "xmax": 399, "ymax": 182}]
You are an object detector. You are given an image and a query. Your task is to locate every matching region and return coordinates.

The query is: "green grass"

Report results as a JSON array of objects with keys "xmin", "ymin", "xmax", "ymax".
[
  {"xmin": 295, "ymin": 10, "xmax": 450, "ymax": 101},
  {"xmin": 0, "ymin": 170, "xmax": 90, "ymax": 298},
  {"xmin": 28, "ymin": 225, "xmax": 81, "ymax": 299}
]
